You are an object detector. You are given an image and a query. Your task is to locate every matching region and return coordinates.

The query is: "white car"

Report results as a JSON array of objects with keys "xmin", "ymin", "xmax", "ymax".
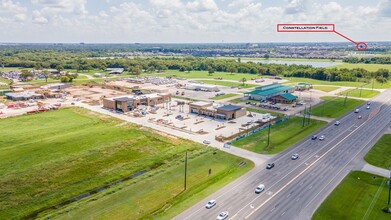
[
  {"xmin": 334, "ymin": 121, "xmax": 340, "ymax": 126},
  {"xmin": 291, "ymin": 153, "xmax": 299, "ymax": 160},
  {"xmin": 366, "ymin": 106, "xmax": 370, "ymax": 109},
  {"xmin": 203, "ymin": 140, "xmax": 211, "ymax": 145},
  {"xmin": 255, "ymin": 184, "xmax": 265, "ymax": 193},
  {"xmin": 319, "ymin": 135, "xmax": 325, "ymax": 141},
  {"xmin": 205, "ymin": 200, "xmax": 216, "ymax": 209},
  {"xmin": 216, "ymin": 211, "xmax": 229, "ymax": 220}
]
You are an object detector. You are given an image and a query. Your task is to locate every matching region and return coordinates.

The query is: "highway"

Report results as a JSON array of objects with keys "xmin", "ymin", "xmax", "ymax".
[{"xmin": 174, "ymin": 89, "xmax": 391, "ymax": 220}]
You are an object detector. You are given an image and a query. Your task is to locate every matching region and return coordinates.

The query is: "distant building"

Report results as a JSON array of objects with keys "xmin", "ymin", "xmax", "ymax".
[
  {"xmin": 185, "ymin": 83, "xmax": 219, "ymax": 92},
  {"xmin": 40, "ymin": 83, "xmax": 69, "ymax": 90},
  {"xmin": 244, "ymin": 83, "xmax": 295, "ymax": 101},
  {"xmin": 5, "ymin": 92, "xmax": 43, "ymax": 101},
  {"xmin": 103, "ymin": 93, "xmax": 171, "ymax": 112},
  {"xmin": 189, "ymin": 102, "xmax": 246, "ymax": 120},
  {"xmin": 295, "ymin": 82, "xmax": 313, "ymax": 91},
  {"xmin": 106, "ymin": 68, "xmax": 124, "ymax": 74}
]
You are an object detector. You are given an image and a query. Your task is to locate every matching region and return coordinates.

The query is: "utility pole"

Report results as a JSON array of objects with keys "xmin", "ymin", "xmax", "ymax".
[
  {"xmin": 388, "ymin": 165, "xmax": 391, "ymax": 205},
  {"xmin": 184, "ymin": 151, "xmax": 188, "ymax": 191},
  {"xmin": 307, "ymin": 104, "xmax": 312, "ymax": 125},
  {"xmin": 267, "ymin": 118, "xmax": 271, "ymax": 147},
  {"xmin": 302, "ymin": 106, "xmax": 307, "ymax": 127},
  {"xmin": 343, "ymin": 94, "xmax": 348, "ymax": 107}
]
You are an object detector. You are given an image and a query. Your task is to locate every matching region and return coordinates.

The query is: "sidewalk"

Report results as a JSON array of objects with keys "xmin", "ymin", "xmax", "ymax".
[
  {"xmin": 360, "ymin": 163, "xmax": 390, "ymax": 178},
  {"xmin": 76, "ymin": 102, "xmax": 272, "ymax": 166}
]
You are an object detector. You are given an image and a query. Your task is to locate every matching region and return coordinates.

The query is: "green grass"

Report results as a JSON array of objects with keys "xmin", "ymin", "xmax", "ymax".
[
  {"xmin": 172, "ymin": 95, "xmax": 201, "ymax": 102},
  {"xmin": 196, "ymin": 80, "xmax": 257, "ymax": 88},
  {"xmin": 0, "ymin": 108, "xmax": 205, "ymax": 218},
  {"xmin": 231, "ymin": 117, "xmax": 327, "ymax": 154},
  {"xmin": 311, "ymin": 96, "xmax": 365, "ymax": 118},
  {"xmin": 219, "ymin": 57, "xmax": 343, "ymax": 62},
  {"xmin": 313, "ymin": 171, "xmax": 391, "ymax": 220},
  {"xmin": 334, "ymin": 63, "xmax": 391, "ymax": 72},
  {"xmin": 210, "ymin": 93, "xmax": 240, "ymax": 100},
  {"xmin": 41, "ymin": 148, "xmax": 253, "ymax": 220},
  {"xmin": 312, "ymin": 85, "xmax": 340, "ymax": 92},
  {"xmin": 339, "ymin": 88, "xmax": 380, "ymax": 98},
  {"xmin": 364, "ymin": 135, "xmax": 391, "ymax": 169},
  {"xmin": 149, "ymin": 70, "xmax": 260, "ymax": 81}
]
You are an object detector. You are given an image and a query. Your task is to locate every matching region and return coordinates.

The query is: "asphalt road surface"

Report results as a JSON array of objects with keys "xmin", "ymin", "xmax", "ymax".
[{"xmin": 175, "ymin": 89, "xmax": 391, "ymax": 220}]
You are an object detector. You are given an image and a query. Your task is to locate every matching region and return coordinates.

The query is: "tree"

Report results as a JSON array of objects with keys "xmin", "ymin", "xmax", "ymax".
[
  {"xmin": 227, "ymin": 65, "xmax": 237, "ymax": 75},
  {"xmin": 131, "ymin": 66, "xmax": 142, "ymax": 76},
  {"xmin": 264, "ymin": 54, "xmax": 270, "ymax": 59},
  {"xmin": 241, "ymin": 77, "xmax": 247, "ymax": 86},
  {"xmin": 42, "ymin": 70, "xmax": 50, "ymax": 83},
  {"xmin": 60, "ymin": 76, "xmax": 70, "ymax": 83},
  {"xmin": 208, "ymin": 67, "xmax": 214, "ymax": 76},
  {"xmin": 20, "ymin": 69, "xmax": 33, "ymax": 81}
]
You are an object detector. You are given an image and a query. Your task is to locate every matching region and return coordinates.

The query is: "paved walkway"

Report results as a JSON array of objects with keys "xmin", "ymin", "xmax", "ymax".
[
  {"xmin": 76, "ymin": 102, "xmax": 272, "ymax": 166},
  {"xmin": 360, "ymin": 163, "xmax": 390, "ymax": 178}
]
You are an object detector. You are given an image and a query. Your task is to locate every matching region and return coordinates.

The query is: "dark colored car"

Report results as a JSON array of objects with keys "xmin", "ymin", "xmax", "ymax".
[
  {"xmin": 266, "ymin": 163, "xmax": 275, "ymax": 169},
  {"xmin": 311, "ymin": 135, "xmax": 317, "ymax": 140}
]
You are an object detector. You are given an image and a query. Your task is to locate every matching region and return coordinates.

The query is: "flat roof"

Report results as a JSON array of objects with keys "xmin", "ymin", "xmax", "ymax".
[
  {"xmin": 189, "ymin": 101, "xmax": 212, "ymax": 107},
  {"xmin": 114, "ymin": 97, "xmax": 133, "ymax": 102},
  {"xmin": 187, "ymin": 83, "xmax": 218, "ymax": 88},
  {"xmin": 245, "ymin": 85, "xmax": 294, "ymax": 96},
  {"xmin": 278, "ymin": 93, "xmax": 297, "ymax": 101},
  {"xmin": 217, "ymin": 104, "xmax": 242, "ymax": 112}
]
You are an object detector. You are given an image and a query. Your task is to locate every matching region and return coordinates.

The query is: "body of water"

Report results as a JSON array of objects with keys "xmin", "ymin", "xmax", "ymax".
[{"xmin": 243, "ymin": 59, "xmax": 342, "ymax": 68}]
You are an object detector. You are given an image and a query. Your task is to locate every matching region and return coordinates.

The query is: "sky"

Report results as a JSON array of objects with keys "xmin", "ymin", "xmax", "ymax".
[{"xmin": 0, "ymin": 0, "xmax": 390, "ymax": 43}]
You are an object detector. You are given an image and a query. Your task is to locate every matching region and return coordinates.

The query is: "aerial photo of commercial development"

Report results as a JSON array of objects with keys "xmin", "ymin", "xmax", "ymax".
[{"xmin": 1, "ymin": 0, "xmax": 391, "ymax": 220}]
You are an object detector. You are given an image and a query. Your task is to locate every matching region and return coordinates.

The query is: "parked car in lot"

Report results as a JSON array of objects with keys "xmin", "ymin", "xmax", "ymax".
[
  {"xmin": 334, "ymin": 121, "xmax": 340, "ymax": 126},
  {"xmin": 245, "ymin": 101, "xmax": 251, "ymax": 104},
  {"xmin": 216, "ymin": 211, "xmax": 229, "ymax": 220},
  {"xmin": 255, "ymin": 184, "xmax": 265, "ymax": 193},
  {"xmin": 203, "ymin": 140, "xmax": 211, "ymax": 145},
  {"xmin": 205, "ymin": 200, "xmax": 216, "ymax": 209},
  {"xmin": 319, "ymin": 135, "xmax": 325, "ymax": 141},
  {"xmin": 266, "ymin": 163, "xmax": 275, "ymax": 169},
  {"xmin": 311, "ymin": 135, "xmax": 317, "ymax": 140},
  {"xmin": 296, "ymin": 102, "xmax": 304, "ymax": 106},
  {"xmin": 291, "ymin": 153, "xmax": 299, "ymax": 160}
]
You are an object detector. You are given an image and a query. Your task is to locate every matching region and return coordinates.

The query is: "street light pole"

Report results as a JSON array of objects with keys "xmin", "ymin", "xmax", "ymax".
[
  {"xmin": 388, "ymin": 165, "xmax": 391, "ymax": 205},
  {"xmin": 267, "ymin": 118, "xmax": 271, "ymax": 147},
  {"xmin": 302, "ymin": 106, "xmax": 307, "ymax": 127},
  {"xmin": 184, "ymin": 151, "xmax": 188, "ymax": 191}
]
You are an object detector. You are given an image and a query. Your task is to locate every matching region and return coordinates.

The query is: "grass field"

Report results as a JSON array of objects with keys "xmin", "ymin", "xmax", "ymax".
[
  {"xmin": 210, "ymin": 93, "xmax": 239, "ymax": 100},
  {"xmin": 311, "ymin": 96, "xmax": 365, "ymax": 118},
  {"xmin": 231, "ymin": 117, "xmax": 327, "ymax": 154},
  {"xmin": 313, "ymin": 171, "xmax": 391, "ymax": 220},
  {"xmin": 339, "ymin": 88, "xmax": 380, "ymax": 98},
  {"xmin": 364, "ymin": 135, "xmax": 391, "ymax": 169},
  {"xmin": 196, "ymin": 80, "xmax": 257, "ymax": 88},
  {"xmin": 41, "ymin": 148, "xmax": 252, "ymax": 220},
  {"xmin": 312, "ymin": 85, "xmax": 340, "ymax": 92},
  {"xmin": 334, "ymin": 63, "xmax": 391, "ymax": 72},
  {"xmin": 149, "ymin": 70, "xmax": 260, "ymax": 81},
  {"xmin": 0, "ymin": 108, "xmax": 252, "ymax": 219},
  {"xmin": 285, "ymin": 77, "xmax": 391, "ymax": 89}
]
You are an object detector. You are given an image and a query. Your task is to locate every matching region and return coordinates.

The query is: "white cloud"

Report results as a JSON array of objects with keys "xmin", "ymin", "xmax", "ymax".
[
  {"xmin": 187, "ymin": 0, "xmax": 219, "ymax": 12},
  {"xmin": 32, "ymin": 10, "xmax": 49, "ymax": 24}
]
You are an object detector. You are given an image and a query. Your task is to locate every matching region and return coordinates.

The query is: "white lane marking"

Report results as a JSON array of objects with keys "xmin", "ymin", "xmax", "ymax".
[
  {"xmin": 244, "ymin": 119, "xmax": 369, "ymax": 219},
  {"xmin": 250, "ymin": 204, "xmax": 254, "ymax": 209},
  {"xmin": 281, "ymin": 211, "xmax": 286, "ymax": 216}
]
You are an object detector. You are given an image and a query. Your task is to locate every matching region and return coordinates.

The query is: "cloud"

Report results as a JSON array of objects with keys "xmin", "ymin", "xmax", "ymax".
[
  {"xmin": 379, "ymin": 0, "xmax": 391, "ymax": 17},
  {"xmin": 32, "ymin": 10, "xmax": 49, "ymax": 24},
  {"xmin": 285, "ymin": 0, "xmax": 308, "ymax": 14},
  {"xmin": 0, "ymin": 0, "xmax": 27, "ymax": 23},
  {"xmin": 187, "ymin": 0, "xmax": 219, "ymax": 12},
  {"xmin": 31, "ymin": 0, "xmax": 88, "ymax": 16}
]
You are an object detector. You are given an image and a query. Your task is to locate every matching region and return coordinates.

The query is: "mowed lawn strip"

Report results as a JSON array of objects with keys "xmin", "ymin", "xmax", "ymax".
[
  {"xmin": 210, "ymin": 93, "xmax": 239, "ymax": 100},
  {"xmin": 311, "ymin": 96, "xmax": 365, "ymax": 118},
  {"xmin": 312, "ymin": 85, "xmax": 340, "ymax": 92},
  {"xmin": 364, "ymin": 134, "xmax": 391, "ymax": 169},
  {"xmin": 232, "ymin": 117, "xmax": 327, "ymax": 154},
  {"xmin": 41, "ymin": 149, "xmax": 252, "ymax": 220},
  {"xmin": 0, "ymin": 108, "xmax": 204, "ymax": 218},
  {"xmin": 313, "ymin": 171, "xmax": 391, "ymax": 220},
  {"xmin": 338, "ymin": 88, "xmax": 380, "ymax": 98}
]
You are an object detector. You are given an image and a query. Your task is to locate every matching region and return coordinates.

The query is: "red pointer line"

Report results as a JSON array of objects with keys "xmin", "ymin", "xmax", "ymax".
[{"xmin": 333, "ymin": 30, "xmax": 358, "ymax": 45}]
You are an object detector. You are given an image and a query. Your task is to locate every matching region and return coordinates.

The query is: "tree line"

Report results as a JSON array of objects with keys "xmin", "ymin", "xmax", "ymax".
[{"xmin": 343, "ymin": 57, "xmax": 391, "ymax": 64}]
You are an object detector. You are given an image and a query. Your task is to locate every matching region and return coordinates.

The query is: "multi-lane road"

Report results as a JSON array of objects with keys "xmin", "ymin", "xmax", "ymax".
[{"xmin": 175, "ymin": 88, "xmax": 391, "ymax": 220}]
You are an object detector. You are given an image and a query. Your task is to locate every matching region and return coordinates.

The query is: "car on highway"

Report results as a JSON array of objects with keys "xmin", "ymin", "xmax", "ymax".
[
  {"xmin": 367, "ymin": 102, "xmax": 371, "ymax": 105},
  {"xmin": 334, "ymin": 121, "xmax": 340, "ymax": 126},
  {"xmin": 266, "ymin": 163, "xmax": 275, "ymax": 169},
  {"xmin": 255, "ymin": 184, "xmax": 265, "ymax": 193},
  {"xmin": 203, "ymin": 140, "xmax": 211, "ymax": 145},
  {"xmin": 319, "ymin": 135, "xmax": 325, "ymax": 141},
  {"xmin": 216, "ymin": 211, "xmax": 229, "ymax": 220},
  {"xmin": 311, "ymin": 135, "xmax": 317, "ymax": 140},
  {"xmin": 358, "ymin": 115, "xmax": 362, "ymax": 119},
  {"xmin": 205, "ymin": 200, "xmax": 216, "ymax": 209},
  {"xmin": 355, "ymin": 109, "xmax": 360, "ymax": 113},
  {"xmin": 366, "ymin": 106, "xmax": 370, "ymax": 109},
  {"xmin": 291, "ymin": 153, "xmax": 299, "ymax": 160}
]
